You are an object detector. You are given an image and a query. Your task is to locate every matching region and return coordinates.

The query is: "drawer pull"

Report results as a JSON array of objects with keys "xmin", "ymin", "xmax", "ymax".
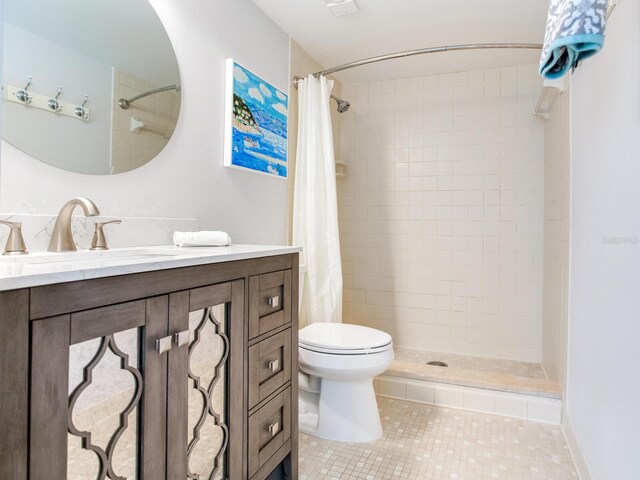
[
  {"xmin": 267, "ymin": 421, "xmax": 280, "ymax": 437},
  {"xmin": 174, "ymin": 329, "xmax": 190, "ymax": 348},
  {"xmin": 267, "ymin": 358, "xmax": 280, "ymax": 372},
  {"xmin": 155, "ymin": 335, "xmax": 173, "ymax": 355},
  {"xmin": 268, "ymin": 296, "xmax": 279, "ymax": 308}
]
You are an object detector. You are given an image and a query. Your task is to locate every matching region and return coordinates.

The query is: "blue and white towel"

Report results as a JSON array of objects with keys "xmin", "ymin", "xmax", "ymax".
[{"xmin": 539, "ymin": 0, "xmax": 609, "ymax": 79}]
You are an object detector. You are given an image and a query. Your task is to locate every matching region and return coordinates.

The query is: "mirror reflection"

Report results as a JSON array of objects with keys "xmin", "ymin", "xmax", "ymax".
[{"xmin": 2, "ymin": 0, "xmax": 181, "ymax": 175}]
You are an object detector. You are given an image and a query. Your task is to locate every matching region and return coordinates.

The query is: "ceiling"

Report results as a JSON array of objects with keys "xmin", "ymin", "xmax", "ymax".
[{"xmin": 252, "ymin": 0, "xmax": 549, "ymax": 84}]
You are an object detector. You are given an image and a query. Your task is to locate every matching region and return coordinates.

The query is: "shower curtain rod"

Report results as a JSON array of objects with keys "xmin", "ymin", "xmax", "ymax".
[
  {"xmin": 293, "ymin": 42, "xmax": 542, "ymax": 86},
  {"xmin": 118, "ymin": 84, "xmax": 181, "ymax": 110}
]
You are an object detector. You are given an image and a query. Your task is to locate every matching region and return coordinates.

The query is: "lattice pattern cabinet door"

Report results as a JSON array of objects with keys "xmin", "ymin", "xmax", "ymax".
[
  {"xmin": 30, "ymin": 297, "xmax": 170, "ymax": 480},
  {"xmin": 166, "ymin": 280, "xmax": 245, "ymax": 480}
]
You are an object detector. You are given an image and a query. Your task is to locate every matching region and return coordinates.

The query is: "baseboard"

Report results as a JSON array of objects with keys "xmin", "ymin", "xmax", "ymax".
[
  {"xmin": 561, "ymin": 407, "xmax": 592, "ymax": 480},
  {"xmin": 375, "ymin": 374, "xmax": 563, "ymax": 425}
]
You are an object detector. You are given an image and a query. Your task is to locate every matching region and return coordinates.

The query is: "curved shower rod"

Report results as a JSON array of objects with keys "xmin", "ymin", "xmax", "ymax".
[
  {"xmin": 118, "ymin": 84, "xmax": 181, "ymax": 110},
  {"xmin": 293, "ymin": 42, "xmax": 542, "ymax": 84}
]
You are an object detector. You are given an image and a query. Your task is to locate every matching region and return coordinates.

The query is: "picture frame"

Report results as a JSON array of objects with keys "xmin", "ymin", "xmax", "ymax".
[{"xmin": 224, "ymin": 59, "xmax": 289, "ymax": 179}]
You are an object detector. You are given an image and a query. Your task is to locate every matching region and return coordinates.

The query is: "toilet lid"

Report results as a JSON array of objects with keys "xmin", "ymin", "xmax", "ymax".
[{"xmin": 299, "ymin": 323, "xmax": 392, "ymax": 353}]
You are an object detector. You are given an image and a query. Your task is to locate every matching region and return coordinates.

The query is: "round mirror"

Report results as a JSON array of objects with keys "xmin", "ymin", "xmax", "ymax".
[{"xmin": 2, "ymin": 0, "xmax": 181, "ymax": 174}]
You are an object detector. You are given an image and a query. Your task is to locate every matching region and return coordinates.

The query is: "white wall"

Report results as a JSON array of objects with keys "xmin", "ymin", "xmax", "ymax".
[
  {"xmin": 567, "ymin": 0, "xmax": 640, "ymax": 477},
  {"xmin": 339, "ymin": 65, "xmax": 545, "ymax": 362},
  {"xmin": 0, "ymin": 0, "xmax": 290, "ymax": 246},
  {"xmin": 4, "ymin": 24, "xmax": 113, "ymax": 174},
  {"xmin": 542, "ymin": 84, "xmax": 570, "ymax": 389}
]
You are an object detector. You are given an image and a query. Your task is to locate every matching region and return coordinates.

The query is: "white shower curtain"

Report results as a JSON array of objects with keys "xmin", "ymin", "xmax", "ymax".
[{"xmin": 293, "ymin": 75, "xmax": 343, "ymax": 324}]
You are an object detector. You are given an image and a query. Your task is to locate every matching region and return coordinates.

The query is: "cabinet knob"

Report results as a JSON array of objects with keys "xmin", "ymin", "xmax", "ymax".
[
  {"xmin": 267, "ymin": 421, "xmax": 280, "ymax": 437},
  {"xmin": 267, "ymin": 358, "xmax": 280, "ymax": 372},
  {"xmin": 155, "ymin": 335, "xmax": 173, "ymax": 355},
  {"xmin": 268, "ymin": 296, "xmax": 279, "ymax": 308},
  {"xmin": 174, "ymin": 329, "xmax": 190, "ymax": 348}
]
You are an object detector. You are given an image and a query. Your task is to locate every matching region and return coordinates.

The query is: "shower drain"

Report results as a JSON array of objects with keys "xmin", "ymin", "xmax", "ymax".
[{"xmin": 426, "ymin": 361, "xmax": 448, "ymax": 367}]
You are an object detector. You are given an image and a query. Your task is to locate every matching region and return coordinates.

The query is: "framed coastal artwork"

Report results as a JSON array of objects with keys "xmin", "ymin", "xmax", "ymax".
[{"xmin": 224, "ymin": 59, "xmax": 289, "ymax": 178}]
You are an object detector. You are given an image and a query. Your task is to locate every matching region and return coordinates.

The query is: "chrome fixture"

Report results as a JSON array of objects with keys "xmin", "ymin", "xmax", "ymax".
[
  {"xmin": 47, "ymin": 86, "xmax": 63, "ymax": 112},
  {"xmin": 74, "ymin": 95, "xmax": 89, "ymax": 119},
  {"xmin": 15, "ymin": 76, "xmax": 32, "ymax": 104},
  {"xmin": 331, "ymin": 95, "xmax": 350, "ymax": 113},
  {"xmin": 174, "ymin": 330, "xmax": 190, "ymax": 348},
  {"xmin": 90, "ymin": 219, "xmax": 121, "ymax": 251},
  {"xmin": 293, "ymin": 43, "xmax": 542, "ymax": 112},
  {"xmin": 48, "ymin": 197, "xmax": 100, "ymax": 252},
  {"xmin": 0, "ymin": 220, "xmax": 28, "ymax": 255},
  {"xmin": 291, "ymin": 77, "xmax": 351, "ymax": 113},
  {"xmin": 309, "ymin": 42, "xmax": 543, "ymax": 77},
  {"xmin": 426, "ymin": 361, "xmax": 448, "ymax": 367},
  {"xmin": 156, "ymin": 335, "xmax": 173, "ymax": 355},
  {"xmin": 118, "ymin": 84, "xmax": 181, "ymax": 110}
]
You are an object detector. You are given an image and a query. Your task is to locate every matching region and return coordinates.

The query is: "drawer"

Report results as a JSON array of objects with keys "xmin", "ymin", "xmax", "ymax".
[
  {"xmin": 249, "ymin": 329, "xmax": 292, "ymax": 409},
  {"xmin": 249, "ymin": 270, "xmax": 292, "ymax": 339},
  {"xmin": 248, "ymin": 386, "xmax": 292, "ymax": 478}
]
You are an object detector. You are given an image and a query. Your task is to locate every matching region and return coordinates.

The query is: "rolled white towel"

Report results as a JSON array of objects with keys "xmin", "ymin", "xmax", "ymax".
[{"xmin": 173, "ymin": 231, "xmax": 232, "ymax": 247}]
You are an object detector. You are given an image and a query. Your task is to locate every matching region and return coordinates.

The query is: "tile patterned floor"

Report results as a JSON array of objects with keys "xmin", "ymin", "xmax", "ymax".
[
  {"xmin": 394, "ymin": 348, "xmax": 546, "ymax": 379},
  {"xmin": 299, "ymin": 397, "xmax": 577, "ymax": 480}
]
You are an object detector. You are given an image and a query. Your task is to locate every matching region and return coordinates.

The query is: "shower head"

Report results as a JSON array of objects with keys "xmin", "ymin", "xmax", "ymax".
[{"xmin": 330, "ymin": 95, "xmax": 351, "ymax": 113}]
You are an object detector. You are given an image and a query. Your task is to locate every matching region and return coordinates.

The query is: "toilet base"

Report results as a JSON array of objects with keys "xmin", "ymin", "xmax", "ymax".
[{"xmin": 299, "ymin": 378, "xmax": 383, "ymax": 443}]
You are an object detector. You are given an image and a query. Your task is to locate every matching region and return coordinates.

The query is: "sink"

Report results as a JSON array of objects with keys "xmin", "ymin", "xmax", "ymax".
[
  {"xmin": 0, "ymin": 247, "xmax": 203, "ymax": 279},
  {"xmin": 0, "ymin": 248, "xmax": 184, "ymax": 266},
  {"xmin": 17, "ymin": 251, "xmax": 179, "ymax": 265}
]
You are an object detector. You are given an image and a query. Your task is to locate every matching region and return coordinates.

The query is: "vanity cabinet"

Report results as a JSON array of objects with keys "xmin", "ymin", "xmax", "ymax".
[{"xmin": 0, "ymin": 253, "xmax": 299, "ymax": 480}]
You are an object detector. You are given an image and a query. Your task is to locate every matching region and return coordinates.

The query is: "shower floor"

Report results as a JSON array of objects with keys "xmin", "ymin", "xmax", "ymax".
[{"xmin": 386, "ymin": 347, "xmax": 562, "ymax": 399}]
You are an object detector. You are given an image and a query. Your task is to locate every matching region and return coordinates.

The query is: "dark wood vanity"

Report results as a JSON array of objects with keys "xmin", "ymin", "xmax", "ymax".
[{"xmin": 0, "ymin": 252, "xmax": 299, "ymax": 480}]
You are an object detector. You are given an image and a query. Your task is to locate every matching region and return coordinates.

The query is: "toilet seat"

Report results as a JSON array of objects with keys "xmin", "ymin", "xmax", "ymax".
[{"xmin": 299, "ymin": 323, "xmax": 392, "ymax": 355}]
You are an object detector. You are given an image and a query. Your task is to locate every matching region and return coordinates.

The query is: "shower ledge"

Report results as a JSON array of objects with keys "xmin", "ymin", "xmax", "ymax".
[{"xmin": 385, "ymin": 359, "xmax": 562, "ymax": 399}]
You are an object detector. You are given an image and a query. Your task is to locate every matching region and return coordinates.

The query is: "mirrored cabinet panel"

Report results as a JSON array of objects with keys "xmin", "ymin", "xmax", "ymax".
[
  {"xmin": 68, "ymin": 327, "xmax": 142, "ymax": 479},
  {"xmin": 186, "ymin": 304, "xmax": 229, "ymax": 480}
]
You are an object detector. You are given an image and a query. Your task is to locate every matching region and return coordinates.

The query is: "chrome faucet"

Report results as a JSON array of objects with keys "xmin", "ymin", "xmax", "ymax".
[{"xmin": 48, "ymin": 197, "xmax": 100, "ymax": 252}]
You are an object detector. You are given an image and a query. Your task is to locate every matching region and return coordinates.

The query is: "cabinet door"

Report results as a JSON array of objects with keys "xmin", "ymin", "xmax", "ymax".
[
  {"xmin": 166, "ymin": 280, "xmax": 244, "ymax": 480},
  {"xmin": 30, "ymin": 297, "xmax": 170, "ymax": 480}
]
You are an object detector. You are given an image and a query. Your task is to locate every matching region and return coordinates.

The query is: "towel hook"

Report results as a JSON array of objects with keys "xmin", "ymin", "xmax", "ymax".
[
  {"xmin": 15, "ymin": 76, "xmax": 32, "ymax": 104},
  {"xmin": 47, "ymin": 86, "xmax": 63, "ymax": 112},
  {"xmin": 74, "ymin": 95, "xmax": 89, "ymax": 119}
]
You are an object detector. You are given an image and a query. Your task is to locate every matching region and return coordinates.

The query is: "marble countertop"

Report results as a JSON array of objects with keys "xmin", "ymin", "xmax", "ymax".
[{"xmin": 0, "ymin": 244, "xmax": 302, "ymax": 291}]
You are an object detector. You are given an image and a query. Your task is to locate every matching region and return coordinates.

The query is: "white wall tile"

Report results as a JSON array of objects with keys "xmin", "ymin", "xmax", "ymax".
[
  {"xmin": 527, "ymin": 398, "xmax": 562, "ymax": 424},
  {"xmin": 494, "ymin": 393, "xmax": 528, "ymax": 419},
  {"xmin": 378, "ymin": 375, "xmax": 562, "ymax": 425},
  {"xmin": 379, "ymin": 377, "xmax": 406, "ymax": 399},
  {"xmin": 340, "ymin": 65, "xmax": 544, "ymax": 362},
  {"xmin": 434, "ymin": 387, "xmax": 464, "ymax": 408},
  {"xmin": 406, "ymin": 381, "xmax": 435, "ymax": 404},
  {"xmin": 463, "ymin": 391, "xmax": 495, "ymax": 413}
]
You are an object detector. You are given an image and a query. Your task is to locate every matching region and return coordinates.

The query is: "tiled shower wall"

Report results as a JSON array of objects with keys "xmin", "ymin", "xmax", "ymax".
[
  {"xmin": 111, "ymin": 70, "xmax": 180, "ymax": 174},
  {"xmin": 338, "ymin": 65, "xmax": 544, "ymax": 362}
]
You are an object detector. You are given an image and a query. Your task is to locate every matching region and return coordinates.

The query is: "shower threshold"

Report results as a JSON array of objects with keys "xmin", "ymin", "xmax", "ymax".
[{"xmin": 384, "ymin": 347, "xmax": 562, "ymax": 399}]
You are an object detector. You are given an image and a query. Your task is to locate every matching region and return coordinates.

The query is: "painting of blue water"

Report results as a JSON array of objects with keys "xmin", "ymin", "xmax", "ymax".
[{"xmin": 227, "ymin": 61, "xmax": 288, "ymax": 178}]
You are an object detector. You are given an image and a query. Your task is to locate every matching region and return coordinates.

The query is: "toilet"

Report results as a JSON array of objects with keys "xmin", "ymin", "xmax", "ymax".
[{"xmin": 297, "ymin": 266, "xmax": 394, "ymax": 443}]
